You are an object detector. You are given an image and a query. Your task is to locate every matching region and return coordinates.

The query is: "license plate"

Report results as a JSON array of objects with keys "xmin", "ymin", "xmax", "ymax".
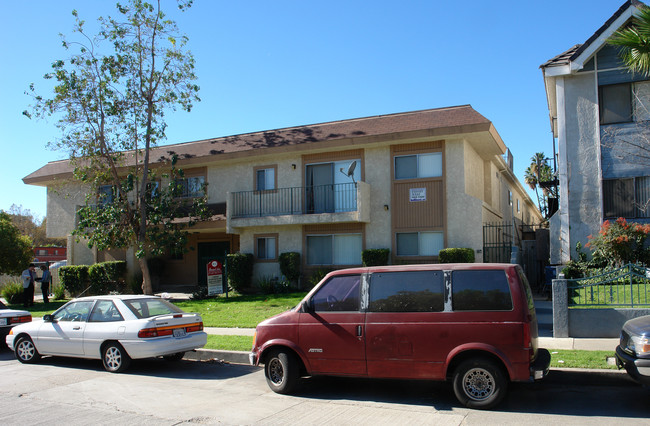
[
  {"xmin": 0, "ymin": 318, "xmax": 6, "ymax": 326},
  {"xmin": 173, "ymin": 328, "xmax": 186, "ymax": 338}
]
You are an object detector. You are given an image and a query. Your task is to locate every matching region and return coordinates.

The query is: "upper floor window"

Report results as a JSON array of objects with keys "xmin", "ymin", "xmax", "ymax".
[
  {"xmin": 394, "ymin": 152, "xmax": 442, "ymax": 179},
  {"xmin": 98, "ymin": 185, "xmax": 115, "ymax": 207},
  {"xmin": 599, "ymin": 83, "xmax": 632, "ymax": 125},
  {"xmin": 174, "ymin": 175, "xmax": 205, "ymax": 198},
  {"xmin": 255, "ymin": 166, "xmax": 276, "ymax": 191}
]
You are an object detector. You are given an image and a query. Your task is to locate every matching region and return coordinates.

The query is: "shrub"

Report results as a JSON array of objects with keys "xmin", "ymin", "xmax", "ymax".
[
  {"xmin": 89, "ymin": 261, "xmax": 126, "ymax": 295},
  {"xmin": 362, "ymin": 249, "xmax": 390, "ymax": 266},
  {"xmin": 52, "ymin": 284, "xmax": 66, "ymax": 300},
  {"xmin": 256, "ymin": 275, "xmax": 275, "ymax": 294},
  {"xmin": 59, "ymin": 265, "xmax": 90, "ymax": 297},
  {"xmin": 190, "ymin": 286, "xmax": 209, "ymax": 300},
  {"xmin": 586, "ymin": 218, "xmax": 650, "ymax": 266},
  {"xmin": 227, "ymin": 253, "xmax": 254, "ymax": 293},
  {"xmin": 279, "ymin": 252, "xmax": 301, "ymax": 282},
  {"xmin": 1, "ymin": 282, "xmax": 23, "ymax": 304},
  {"xmin": 439, "ymin": 248, "xmax": 475, "ymax": 263}
]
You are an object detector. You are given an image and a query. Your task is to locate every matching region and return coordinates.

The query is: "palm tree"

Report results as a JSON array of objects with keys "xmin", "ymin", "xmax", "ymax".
[
  {"xmin": 609, "ymin": 6, "xmax": 650, "ymax": 76},
  {"xmin": 524, "ymin": 153, "xmax": 552, "ymax": 217}
]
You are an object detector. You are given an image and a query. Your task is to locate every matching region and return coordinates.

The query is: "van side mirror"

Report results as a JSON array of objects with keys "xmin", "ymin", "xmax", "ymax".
[
  {"xmin": 301, "ymin": 300, "xmax": 314, "ymax": 313},
  {"xmin": 43, "ymin": 314, "xmax": 54, "ymax": 323}
]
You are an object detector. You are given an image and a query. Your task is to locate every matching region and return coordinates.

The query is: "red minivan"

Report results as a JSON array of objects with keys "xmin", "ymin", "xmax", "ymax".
[{"xmin": 250, "ymin": 263, "xmax": 550, "ymax": 409}]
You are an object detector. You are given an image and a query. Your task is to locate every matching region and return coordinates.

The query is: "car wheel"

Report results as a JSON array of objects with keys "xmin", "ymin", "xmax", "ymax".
[
  {"xmin": 264, "ymin": 349, "xmax": 299, "ymax": 394},
  {"xmin": 163, "ymin": 352, "xmax": 185, "ymax": 362},
  {"xmin": 452, "ymin": 358, "xmax": 507, "ymax": 409},
  {"xmin": 102, "ymin": 342, "xmax": 131, "ymax": 373},
  {"xmin": 15, "ymin": 336, "xmax": 41, "ymax": 364}
]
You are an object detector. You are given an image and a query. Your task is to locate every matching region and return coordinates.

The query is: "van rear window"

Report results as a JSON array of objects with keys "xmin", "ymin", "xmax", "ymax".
[
  {"xmin": 452, "ymin": 270, "xmax": 512, "ymax": 311},
  {"xmin": 369, "ymin": 271, "xmax": 444, "ymax": 312}
]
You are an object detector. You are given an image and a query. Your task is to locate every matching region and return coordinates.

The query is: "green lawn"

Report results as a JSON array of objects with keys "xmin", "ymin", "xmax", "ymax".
[
  {"xmin": 174, "ymin": 292, "xmax": 306, "ymax": 328},
  {"xmin": 570, "ymin": 282, "xmax": 650, "ymax": 307},
  {"xmin": 205, "ymin": 335, "xmax": 254, "ymax": 352},
  {"xmin": 550, "ymin": 350, "xmax": 617, "ymax": 370}
]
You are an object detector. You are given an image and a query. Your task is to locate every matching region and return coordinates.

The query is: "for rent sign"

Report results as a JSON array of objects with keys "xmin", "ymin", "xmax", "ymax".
[{"xmin": 207, "ymin": 260, "xmax": 224, "ymax": 295}]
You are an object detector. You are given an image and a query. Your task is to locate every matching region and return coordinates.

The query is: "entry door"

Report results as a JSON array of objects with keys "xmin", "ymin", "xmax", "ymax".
[
  {"xmin": 298, "ymin": 274, "xmax": 366, "ymax": 376},
  {"xmin": 306, "ymin": 163, "xmax": 334, "ymax": 213},
  {"xmin": 197, "ymin": 242, "xmax": 230, "ymax": 288}
]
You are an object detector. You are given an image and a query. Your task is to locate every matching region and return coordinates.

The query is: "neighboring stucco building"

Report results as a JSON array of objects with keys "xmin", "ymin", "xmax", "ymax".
[
  {"xmin": 541, "ymin": 0, "xmax": 650, "ymax": 265},
  {"xmin": 24, "ymin": 105, "xmax": 542, "ymax": 290}
]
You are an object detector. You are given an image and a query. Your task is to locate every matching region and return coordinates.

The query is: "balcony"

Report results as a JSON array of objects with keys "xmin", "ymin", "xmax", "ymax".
[{"xmin": 227, "ymin": 181, "xmax": 370, "ymax": 231}]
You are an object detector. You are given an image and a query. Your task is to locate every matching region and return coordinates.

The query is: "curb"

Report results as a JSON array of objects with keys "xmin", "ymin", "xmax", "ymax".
[{"xmin": 184, "ymin": 348, "xmax": 251, "ymax": 365}]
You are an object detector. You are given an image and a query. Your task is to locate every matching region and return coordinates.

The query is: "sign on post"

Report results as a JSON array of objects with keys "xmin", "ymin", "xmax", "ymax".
[{"xmin": 207, "ymin": 260, "xmax": 224, "ymax": 295}]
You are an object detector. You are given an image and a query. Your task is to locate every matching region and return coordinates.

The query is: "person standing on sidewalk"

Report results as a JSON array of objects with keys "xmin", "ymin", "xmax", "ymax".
[
  {"xmin": 21, "ymin": 264, "xmax": 36, "ymax": 307},
  {"xmin": 40, "ymin": 264, "xmax": 51, "ymax": 303}
]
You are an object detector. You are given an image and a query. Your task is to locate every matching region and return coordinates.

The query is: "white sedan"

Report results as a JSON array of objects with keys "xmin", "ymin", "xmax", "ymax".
[{"xmin": 6, "ymin": 295, "xmax": 207, "ymax": 372}]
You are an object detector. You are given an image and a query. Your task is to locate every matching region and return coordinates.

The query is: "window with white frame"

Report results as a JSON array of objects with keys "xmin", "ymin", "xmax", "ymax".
[
  {"xmin": 256, "ymin": 167, "xmax": 276, "ymax": 191},
  {"xmin": 256, "ymin": 235, "xmax": 277, "ymax": 260},
  {"xmin": 394, "ymin": 152, "xmax": 442, "ymax": 180},
  {"xmin": 396, "ymin": 231, "xmax": 444, "ymax": 256},
  {"xmin": 306, "ymin": 233, "xmax": 362, "ymax": 265}
]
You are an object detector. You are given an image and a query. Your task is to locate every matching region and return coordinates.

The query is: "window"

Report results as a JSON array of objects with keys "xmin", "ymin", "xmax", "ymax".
[
  {"xmin": 146, "ymin": 181, "xmax": 160, "ymax": 201},
  {"xmin": 98, "ymin": 185, "xmax": 115, "ymax": 207},
  {"xmin": 311, "ymin": 274, "xmax": 360, "ymax": 312},
  {"xmin": 600, "ymin": 83, "xmax": 632, "ymax": 124},
  {"xmin": 369, "ymin": 271, "xmax": 444, "ymax": 312},
  {"xmin": 256, "ymin": 235, "xmax": 277, "ymax": 260},
  {"xmin": 452, "ymin": 270, "xmax": 513, "ymax": 311},
  {"xmin": 89, "ymin": 300, "xmax": 124, "ymax": 322},
  {"xmin": 123, "ymin": 298, "xmax": 184, "ymax": 319},
  {"xmin": 38, "ymin": 249, "xmax": 47, "ymax": 256},
  {"xmin": 53, "ymin": 301, "xmax": 95, "ymax": 322},
  {"xmin": 603, "ymin": 177, "xmax": 650, "ymax": 218},
  {"xmin": 395, "ymin": 152, "xmax": 442, "ymax": 179},
  {"xmin": 174, "ymin": 176, "xmax": 205, "ymax": 198},
  {"xmin": 517, "ymin": 198, "xmax": 521, "ymax": 213},
  {"xmin": 255, "ymin": 167, "xmax": 276, "ymax": 191},
  {"xmin": 306, "ymin": 234, "xmax": 362, "ymax": 265},
  {"xmin": 396, "ymin": 231, "xmax": 444, "ymax": 256}
]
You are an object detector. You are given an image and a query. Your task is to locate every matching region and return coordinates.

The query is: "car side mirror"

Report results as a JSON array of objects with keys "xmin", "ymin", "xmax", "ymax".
[{"xmin": 43, "ymin": 314, "xmax": 54, "ymax": 323}]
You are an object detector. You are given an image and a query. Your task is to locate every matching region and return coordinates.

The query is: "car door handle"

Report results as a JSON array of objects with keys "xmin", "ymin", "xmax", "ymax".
[
  {"xmin": 73, "ymin": 326, "xmax": 82, "ymax": 330},
  {"xmin": 356, "ymin": 325, "xmax": 363, "ymax": 337}
]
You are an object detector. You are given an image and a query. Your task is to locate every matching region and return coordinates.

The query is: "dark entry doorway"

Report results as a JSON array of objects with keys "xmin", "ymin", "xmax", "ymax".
[{"xmin": 197, "ymin": 241, "xmax": 230, "ymax": 288}]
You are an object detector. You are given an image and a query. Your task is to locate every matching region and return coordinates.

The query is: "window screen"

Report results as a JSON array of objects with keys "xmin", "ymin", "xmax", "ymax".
[
  {"xmin": 311, "ymin": 275, "xmax": 361, "ymax": 312},
  {"xmin": 603, "ymin": 178, "xmax": 634, "ymax": 218},
  {"xmin": 452, "ymin": 270, "xmax": 512, "ymax": 311},
  {"xmin": 369, "ymin": 271, "xmax": 444, "ymax": 312},
  {"xmin": 600, "ymin": 83, "xmax": 632, "ymax": 124}
]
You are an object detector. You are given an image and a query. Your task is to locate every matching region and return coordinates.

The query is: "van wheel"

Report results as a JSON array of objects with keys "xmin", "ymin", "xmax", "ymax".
[
  {"xmin": 264, "ymin": 349, "xmax": 299, "ymax": 394},
  {"xmin": 452, "ymin": 358, "xmax": 507, "ymax": 409}
]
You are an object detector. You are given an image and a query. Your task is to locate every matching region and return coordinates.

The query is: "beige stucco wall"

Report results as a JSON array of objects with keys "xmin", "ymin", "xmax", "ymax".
[
  {"xmin": 364, "ymin": 146, "xmax": 392, "ymax": 250},
  {"xmin": 47, "ymin": 183, "xmax": 90, "ymax": 238}
]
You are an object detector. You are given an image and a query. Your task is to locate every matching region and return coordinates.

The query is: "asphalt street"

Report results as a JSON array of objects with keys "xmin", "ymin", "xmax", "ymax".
[{"xmin": 1, "ymin": 347, "xmax": 649, "ymax": 425}]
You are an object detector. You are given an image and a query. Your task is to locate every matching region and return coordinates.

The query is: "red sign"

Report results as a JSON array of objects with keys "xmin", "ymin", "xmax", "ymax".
[{"xmin": 207, "ymin": 260, "xmax": 224, "ymax": 295}]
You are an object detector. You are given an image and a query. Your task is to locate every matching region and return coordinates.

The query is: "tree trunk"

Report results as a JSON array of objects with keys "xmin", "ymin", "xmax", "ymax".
[{"xmin": 138, "ymin": 257, "xmax": 154, "ymax": 295}]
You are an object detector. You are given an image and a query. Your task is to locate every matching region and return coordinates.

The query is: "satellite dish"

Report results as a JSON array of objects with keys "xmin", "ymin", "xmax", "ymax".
[{"xmin": 339, "ymin": 160, "xmax": 357, "ymax": 184}]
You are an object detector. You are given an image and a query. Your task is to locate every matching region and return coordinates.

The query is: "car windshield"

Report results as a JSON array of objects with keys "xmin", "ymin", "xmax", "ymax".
[{"xmin": 122, "ymin": 298, "xmax": 184, "ymax": 319}]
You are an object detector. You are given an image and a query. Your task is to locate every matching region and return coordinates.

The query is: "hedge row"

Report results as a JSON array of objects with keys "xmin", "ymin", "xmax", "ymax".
[{"xmin": 58, "ymin": 261, "xmax": 126, "ymax": 297}]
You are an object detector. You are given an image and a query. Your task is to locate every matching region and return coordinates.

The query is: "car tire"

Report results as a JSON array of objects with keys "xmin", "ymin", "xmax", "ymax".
[
  {"xmin": 264, "ymin": 349, "xmax": 299, "ymax": 394},
  {"xmin": 163, "ymin": 352, "xmax": 185, "ymax": 362},
  {"xmin": 15, "ymin": 335, "xmax": 41, "ymax": 364},
  {"xmin": 102, "ymin": 342, "xmax": 131, "ymax": 373},
  {"xmin": 452, "ymin": 358, "xmax": 507, "ymax": 409}
]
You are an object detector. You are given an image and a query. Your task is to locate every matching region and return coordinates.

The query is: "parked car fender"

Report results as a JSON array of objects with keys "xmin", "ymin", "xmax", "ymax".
[
  {"xmin": 258, "ymin": 338, "xmax": 311, "ymax": 371},
  {"xmin": 444, "ymin": 342, "xmax": 514, "ymax": 380}
]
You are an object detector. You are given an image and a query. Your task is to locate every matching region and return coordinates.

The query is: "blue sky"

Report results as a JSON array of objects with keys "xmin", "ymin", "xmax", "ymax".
[{"xmin": 0, "ymin": 0, "xmax": 628, "ymax": 221}]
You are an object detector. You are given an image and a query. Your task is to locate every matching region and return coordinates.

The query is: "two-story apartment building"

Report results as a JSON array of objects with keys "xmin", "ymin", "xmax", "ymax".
[
  {"xmin": 24, "ymin": 105, "xmax": 541, "ymax": 290},
  {"xmin": 541, "ymin": 0, "xmax": 650, "ymax": 265}
]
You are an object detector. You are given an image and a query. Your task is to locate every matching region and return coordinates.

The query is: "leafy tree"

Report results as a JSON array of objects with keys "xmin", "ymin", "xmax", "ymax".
[
  {"xmin": 24, "ymin": 0, "xmax": 205, "ymax": 294},
  {"xmin": 523, "ymin": 152, "xmax": 555, "ymax": 218},
  {"xmin": 609, "ymin": 6, "xmax": 650, "ymax": 76},
  {"xmin": 0, "ymin": 212, "xmax": 34, "ymax": 276},
  {"xmin": 586, "ymin": 217, "xmax": 650, "ymax": 266}
]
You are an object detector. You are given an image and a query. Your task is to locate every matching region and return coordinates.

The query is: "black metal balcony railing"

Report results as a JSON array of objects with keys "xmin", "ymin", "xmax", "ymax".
[{"xmin": 231, "ymin": 183, "xmax": 358, "ymax": 218}]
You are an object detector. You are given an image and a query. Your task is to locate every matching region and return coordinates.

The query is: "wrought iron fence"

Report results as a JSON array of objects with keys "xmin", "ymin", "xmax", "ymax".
[
  {"xmin": 231, "ymin": 183, "xmax": 357, "ymax": 218},
  {"xmin": 482, "ymin": 221, "xmax": 514, "ymax": 263},
  {"xmin": 567, "ymin": 263, "xmax": 650, "ymax": 307}
]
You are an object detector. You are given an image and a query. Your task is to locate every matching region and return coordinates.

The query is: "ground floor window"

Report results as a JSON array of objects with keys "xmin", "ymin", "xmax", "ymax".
[
  {"xmin": 306, "ymin": 233, "xmax": 362, "ymax": 265},
  {"xmin": 603, "ymin": 176, "xmax": 650, "ymax": 218},
  {"xmin": 396, "ymin": 231, "xmax": 444, "ymax": 256},
  {"xmin": 255, "ymin": 234, "xmax": 278, "ymax": 261}
]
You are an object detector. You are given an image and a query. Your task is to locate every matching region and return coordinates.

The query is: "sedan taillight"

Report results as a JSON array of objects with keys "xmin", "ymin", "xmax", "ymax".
[
  {"xmin": 10, "ymin": 315, "xmax": 32, "ymax": 324},
  {"xmin": 138, "ymin": 322, "xmax": 203, "ymax": 338}
]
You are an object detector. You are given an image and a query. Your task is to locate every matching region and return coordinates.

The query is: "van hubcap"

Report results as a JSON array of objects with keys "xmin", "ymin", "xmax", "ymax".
[
  {"xmin": 462, "ymin": 368, "xmax": 495, "ymax": 401},
  {"xmin": 268, "ymin": 358, "xmax": 284, "ymax": 385}
]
